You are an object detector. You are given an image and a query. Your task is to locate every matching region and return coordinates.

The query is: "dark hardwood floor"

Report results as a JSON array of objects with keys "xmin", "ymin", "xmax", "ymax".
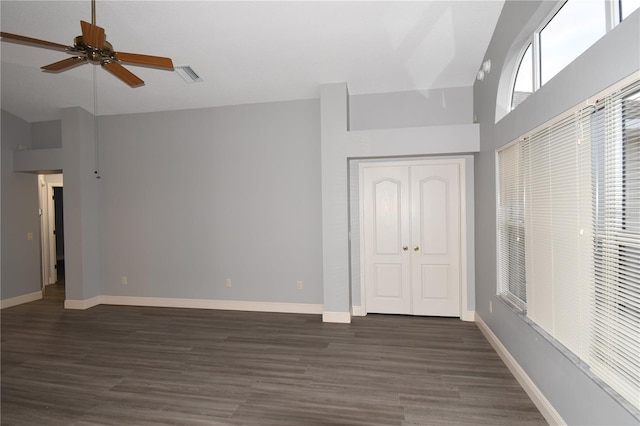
[{"xmin": 1, "ymin": 283, "xmax": 546, "ymax": 425}]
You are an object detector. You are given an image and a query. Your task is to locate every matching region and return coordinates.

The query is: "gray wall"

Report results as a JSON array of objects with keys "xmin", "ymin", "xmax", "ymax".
[
  {"xmin": 32, "ymin": 120, "xmax": 62, "ymax": 149},
  {"xmin": 3, "ymin": 85, "xmax": 473, "ymax": 311},
  {"xmin": 98, "ymin": 99, "xmax": 323, "ymax": 303},
  {"xmin": 348, "ymin": 88, "xmax": 477, "ymax": 312},
  {"xmin": 62, "ymin": 107, "xmax": 101, "ymax": 301},
  {"xmin": 473, "ymin": 2, "xmax": 640, "ymax": 424},
  {"xmin": 1, "ymin": 110, "xmax": 41, "ymax": 300},
  {"xmin": 349, "ymin": 86, "xmax": 473, "ymax": 130},
  {"xmin": 320, "ymin": 83, "xmax": 479, "ymax": 316}
]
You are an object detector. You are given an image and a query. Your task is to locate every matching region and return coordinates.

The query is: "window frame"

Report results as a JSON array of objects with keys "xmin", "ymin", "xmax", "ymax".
[
  {"xmin": 589, "ymin": 85, "xmax": 640, "ymax": 414},
  {"xmin": 496, "ymin": 141, "xmax": 527, "ymax": 311},
  {"xmin": 509, "ymin": 0, "xmax": 632, "ymax": 112},
  {"xmin": 509, "ymin": 42, "xmax": 533, "ymax": 111},
  {"xmin": 497, "ymin": 75, "xmax": 640, "ymax": 417}
]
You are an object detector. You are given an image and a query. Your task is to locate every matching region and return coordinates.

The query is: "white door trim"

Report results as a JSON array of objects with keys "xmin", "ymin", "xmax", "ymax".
[
  {"xmin": 38, "ymin": 176, "xmax": 48, "ymax": 290},
  {"xmin": 358, "ymin": 157, "xmax": 468, "ymax": 318}
]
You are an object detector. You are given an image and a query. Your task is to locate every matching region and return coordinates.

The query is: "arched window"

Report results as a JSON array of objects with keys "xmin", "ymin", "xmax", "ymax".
[
  {"xmin": 539, "ymin": 0, "xmax": 606, "ymax": 85},
  {"xmin": 511, "ymin": 43, "xmax": 532, "ymax": 111},
  {"xmin": 508, "ymin": 0, "xmax": 639, "ymax": 113}
]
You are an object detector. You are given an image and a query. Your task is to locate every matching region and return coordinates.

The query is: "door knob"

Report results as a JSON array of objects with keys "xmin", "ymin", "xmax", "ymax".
[
  {"xmin": 403, "ymin": 246, "xmax": 408, "ymax": 251},
  {"xmin": 414, "ymin": 246, "xmax": 420, "ymax": 251}
]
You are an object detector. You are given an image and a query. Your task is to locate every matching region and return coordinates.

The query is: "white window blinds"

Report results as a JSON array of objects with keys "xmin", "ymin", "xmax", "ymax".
[
  {"xmin": 590, "ymin": 85, "xmax": 640, "ymax": 410},
  {"xmin": 524, "ymin": 110, "xmax": 593, "ymax": 359},
  {"xmin": 497, "ymin": 142, "xmax": 526, "ymax": 311},
  {"xmin": 496, "ymin": 78, "xmax": 640, "ymax": 412}
]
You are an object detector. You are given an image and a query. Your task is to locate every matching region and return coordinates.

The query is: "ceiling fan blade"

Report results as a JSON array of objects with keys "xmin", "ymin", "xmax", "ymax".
[
  {"xmin": 0, "ymin": 32, "xmax": 69, "ymax": 51},
  {"xmin": 80, "ymin": 20, "xmax": 105, "ymax": 49},
  {"xmin": 102, "ymin": 61, "xmax": 144, "ymax": 87},
  {"xmin": 42, "ymin": 57, "xmax": 87, "ymax": 72},
  {"xmin": 115, "ymin": 52, "xmax": 174, "ymax": 70}
]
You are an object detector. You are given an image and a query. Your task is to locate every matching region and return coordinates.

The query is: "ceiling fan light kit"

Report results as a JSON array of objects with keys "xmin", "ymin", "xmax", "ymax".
[{"xmin": 0, "ymin": 0, "xmax": 174, "ymax": 88}]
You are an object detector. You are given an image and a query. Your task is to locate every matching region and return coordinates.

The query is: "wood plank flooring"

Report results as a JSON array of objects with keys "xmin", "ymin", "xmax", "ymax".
[{"xmin": 1, "ymin": 283, "xmax": 546, "ymax": 425}]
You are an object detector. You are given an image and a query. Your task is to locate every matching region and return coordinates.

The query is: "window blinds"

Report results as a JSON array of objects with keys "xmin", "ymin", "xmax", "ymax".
[
  {"xmin": 496, "ymin": 78, "xmax": 640, "ymax": 412},
  {"xmin": 590, "ymin": 84, "xmax": 640, "ymax": 410},
  {"xmin": 497, "ymin": 142, "xmax": 526, "ymax": 311},
  {"xmin": 524, "ymin": 110, "xmax": 593, "ymax": 359}
]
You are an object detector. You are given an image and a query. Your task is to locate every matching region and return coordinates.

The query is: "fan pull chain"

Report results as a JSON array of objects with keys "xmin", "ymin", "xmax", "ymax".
[{"xmin": 93, "ymin": 65, "xmax": 101, "ymax": 179}]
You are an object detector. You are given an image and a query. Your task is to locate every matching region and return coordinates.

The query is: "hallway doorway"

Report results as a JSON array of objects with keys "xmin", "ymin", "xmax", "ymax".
[{"xmin": 38, "ymin": 173, "xmax": 64, "ymax": 295}]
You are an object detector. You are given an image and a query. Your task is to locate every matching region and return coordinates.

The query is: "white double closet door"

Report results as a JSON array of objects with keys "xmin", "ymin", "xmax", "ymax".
[{"xmin": 361, "ymin": 160, "xmax": 461, "ymax": 317}]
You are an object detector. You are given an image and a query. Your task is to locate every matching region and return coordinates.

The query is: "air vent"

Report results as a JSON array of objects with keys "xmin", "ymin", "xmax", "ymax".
[{"xmin": 175, "ymin": 65, "xmax": 203, "ymax": 83}]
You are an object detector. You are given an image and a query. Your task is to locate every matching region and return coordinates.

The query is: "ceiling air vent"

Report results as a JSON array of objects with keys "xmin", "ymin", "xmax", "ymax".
[{"xmin": 175, "ymin": 66, "xmax": 203, "ymax": 83}]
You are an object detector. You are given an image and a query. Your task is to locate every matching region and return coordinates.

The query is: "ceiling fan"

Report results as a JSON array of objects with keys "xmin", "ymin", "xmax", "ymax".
[{"xmin": 0, "ymin": 0, "xmax": 174, "ymax": 87}]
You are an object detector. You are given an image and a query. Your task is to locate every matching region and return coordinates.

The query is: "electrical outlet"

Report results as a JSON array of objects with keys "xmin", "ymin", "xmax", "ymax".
[
  {"xmin": 296, "ymin": 280, "xmax": 303, "ymax": 290},
  {"xmin": 121, "ymin": 276, "xmax": 127, "ymax": 285},
  {"xmin": 27, "ymin": 232, "xmax": 34, "ymax": 241},
  {"xmin": 225, "ymin": 278, "xmax": 232, "ymax": 288}
]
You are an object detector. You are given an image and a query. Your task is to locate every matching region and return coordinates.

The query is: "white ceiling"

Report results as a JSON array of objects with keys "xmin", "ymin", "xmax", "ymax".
[{"xmin": 1, "ymin": 1, "xmax": 504, "ymax": 123}]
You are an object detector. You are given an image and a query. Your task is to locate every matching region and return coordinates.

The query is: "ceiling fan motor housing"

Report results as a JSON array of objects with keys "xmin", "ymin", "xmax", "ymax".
[{"xmin": 73, "ymin": 35, "xmax": 115, "ymax": 64}]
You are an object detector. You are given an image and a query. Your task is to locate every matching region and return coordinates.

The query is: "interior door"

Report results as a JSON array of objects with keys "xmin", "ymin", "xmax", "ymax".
[
  {"xmin": 362, "ymin": 166, "xmax": 411, "ymax": 314},
  {"xmin": 410, "ymin": 163, "xmax": 460, "ymax": 317},
  {"xmin": 361, "ymin": 160, "xmax": 461, "ymax": 317}
]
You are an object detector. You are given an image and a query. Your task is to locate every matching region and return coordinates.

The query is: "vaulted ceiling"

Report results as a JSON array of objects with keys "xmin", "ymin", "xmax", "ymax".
[{"xmin": 1, "ymin": 1, "xmax": 504, "ymax": 123}]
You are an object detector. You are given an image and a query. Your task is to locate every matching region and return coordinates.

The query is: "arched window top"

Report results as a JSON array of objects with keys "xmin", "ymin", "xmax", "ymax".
[
  {"xmin": 511, "ymin": 43, "xmax": 533, "ymax": 111},
  {"xmin": 501, "ymin": 0, "xmax": 639, "ymax": 120}
]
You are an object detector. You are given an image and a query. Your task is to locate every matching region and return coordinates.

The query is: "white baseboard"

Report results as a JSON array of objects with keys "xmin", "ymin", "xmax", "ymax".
[
  {"xmin": 1, "ymin": 290, "xmax": 42, "ymax": 309},
  {"xmin": 83, "ymin": 295, "xmax": 323, "ymax": 315},
  {"xmin": 475, "ymin": 314, "xmax": 566, "ymax": 426},
  {"xmin": 351, "ymin": 305, "xmax": 365, "ymax": 316},
  {"xmin": 461, "ymin": 309, "xmax": 475, "ymax": 322},
  {"xmin": 322, "ymin": 311, "xmax": 352, "ymax": 323},
  {"xmin": 64, "ymin": 295, "xmax": 102, "ymax": 310}
]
